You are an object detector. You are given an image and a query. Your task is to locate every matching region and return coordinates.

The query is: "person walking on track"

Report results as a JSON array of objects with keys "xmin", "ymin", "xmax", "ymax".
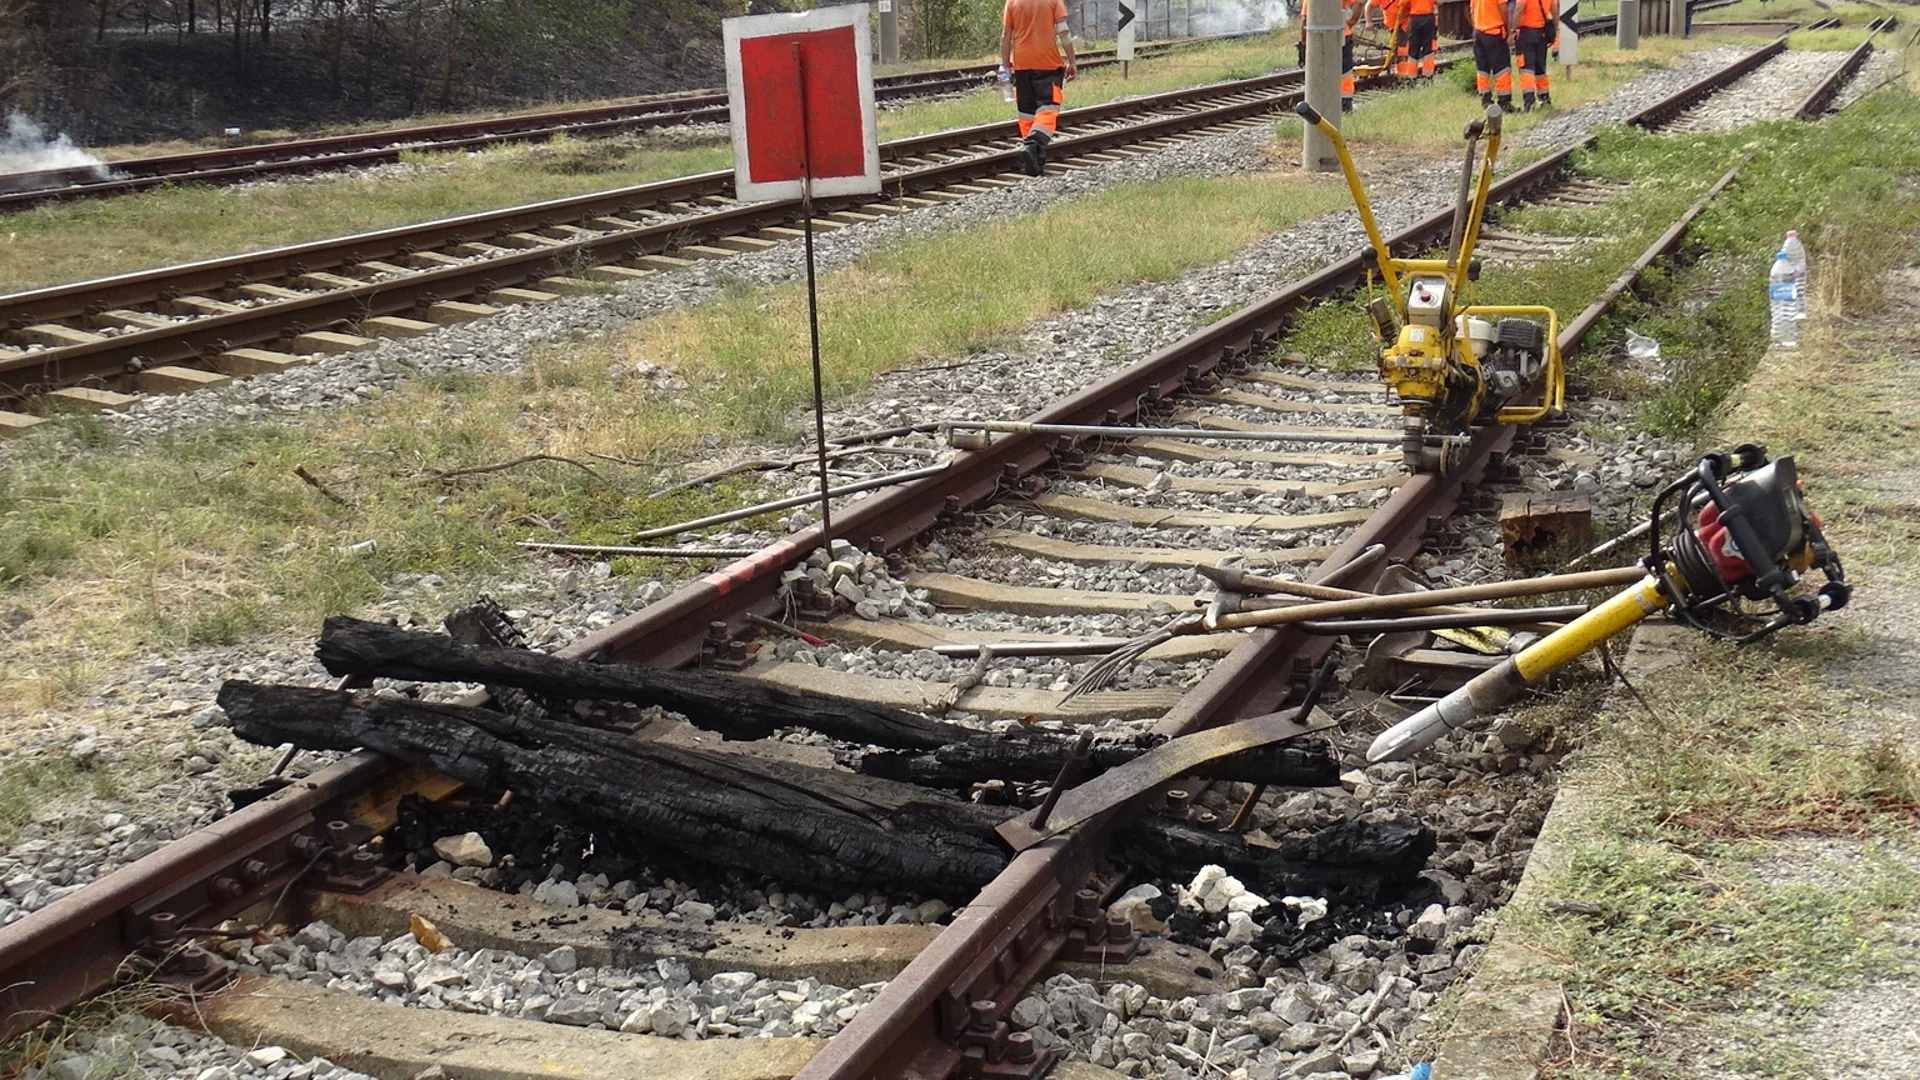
[
  {"xmin": 1001, "ymin": 0, "xmax": 1077, "ymax": 176},
  {"xmin": 1470, "ymin": 0, "xmax": 1515, "ymax": 111},
  {"xmin": 1402, "ymin": 0, "xmax": 1438, "ymax": 78},
  {"xmin": 1514, "ymin": 0, "xmax": 1557, "ymax": 108}
]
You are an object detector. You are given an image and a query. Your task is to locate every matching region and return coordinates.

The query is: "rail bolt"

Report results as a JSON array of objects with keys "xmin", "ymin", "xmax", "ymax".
[
  {"xmin": 210, "ymin": 876, "xmax": 244, "ymax": 900},
  {"xmin": 1105, "ymin": 915, "xmax": 1135, "ymax": 945},
  {"xmin": 1165, "ymin": 789, "xmax": 1192, "ymax": 811},
  {"xmin": 239, "ymin": 858, "xmax": 271, "ymax": 884},
  {"xmin": 1006, "ymin": 1031, "xmax": 1038, "ymax": 1064},
  {"xmin": 1071, "ymin": 889, "xmax": 1101, "ymax": 920},
  {"xmin": 967, "ymin": 999, "xmax": 999, "ymax": 1033},
  {"xmin": 147, "ymin": 910, "xmax": 180, "ymax": 946},
  {"xmin": 326, "ymin": 820, "xmax": 354, "ymax": 851},
  {"xmin": 290, "ymin": 834, "xmax": 325, "ymax": 860}
]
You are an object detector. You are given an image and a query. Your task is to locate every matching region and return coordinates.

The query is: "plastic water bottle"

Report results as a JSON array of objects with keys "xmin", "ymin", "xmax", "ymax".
[
  {"xmin": 1769, "ymin": 251, "xmax": 1799, "ymax": 348},
  {"xmin": 998, "ymin": 64, "xmax": 1015, "ymax": 102},
  {"xmin": 1782, "ymin": 229, "xmax": 1808, "ymax": 312}
]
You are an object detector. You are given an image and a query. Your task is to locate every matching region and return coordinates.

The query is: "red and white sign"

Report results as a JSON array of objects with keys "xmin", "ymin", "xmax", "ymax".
[{"xmin": 724, "ymin": 5, "xmax": 881, "ymax": 203}]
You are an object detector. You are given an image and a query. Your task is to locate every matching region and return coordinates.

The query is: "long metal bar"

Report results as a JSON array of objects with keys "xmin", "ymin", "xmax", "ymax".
[{"xmin": 945, "ymin": 419, "xmax": 1468, "ymax": 446}]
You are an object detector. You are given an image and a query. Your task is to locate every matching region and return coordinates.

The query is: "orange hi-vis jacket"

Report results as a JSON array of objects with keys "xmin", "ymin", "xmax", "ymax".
[
  {"xmin": 1517, "ymin": 0, "xmax": 1553, "ymax": 28},
  {"xmin": 1403, "ymin": 0, "xmax": 1436, "ymax": 15},
  {"xmin": 1373, "ymin": 0, "xmax": 1404, "ymax": 28},
  {"xmin": 1471, "ymin": 0, "xmax": 1509, "ymax": 34}
]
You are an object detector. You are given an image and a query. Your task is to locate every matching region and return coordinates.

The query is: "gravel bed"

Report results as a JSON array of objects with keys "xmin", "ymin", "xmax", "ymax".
[
  {"xmin": 1831, "ymin": 45, "xmax": 1904, "ymax": 112},
  {"xmin": 222, "ymin": 921, "xmax": 886, "ymax": 1039},
  {"xmin": 33, "ymin": 1011, "xmax": 377, "ymax": 1080},
  {"xmin": 1512, "ymin": 45, "xmax": 1754, "ymax": 146},
  {"xmin": 1666, "ymin": 47, "xmax": 1851, "ymax": 133}
]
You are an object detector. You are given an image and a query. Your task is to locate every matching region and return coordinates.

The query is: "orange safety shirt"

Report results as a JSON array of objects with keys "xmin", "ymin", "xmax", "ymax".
[
  {"xmin": 1404, "ymin": 0, "xmax": 1435, "ymax": 16},
  {"xmin": 1517, "ymin": 0, "xmax": 1552, "ymax": 27},
  {"xmin": 1470, "ymin": 0, "xmax": 1509, "ymax": 34},
  {"xmin": 1373, "ymin": 0, "xmax": 1405, "ymax": 28},
  {"xmin": 1004, "ymin": 0, "xmax": 1069, "ymax": 70}
]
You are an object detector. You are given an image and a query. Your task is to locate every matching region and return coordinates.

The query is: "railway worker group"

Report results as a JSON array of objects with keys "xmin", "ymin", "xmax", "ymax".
[
  {"xmin": 997, "ymin": 0, "xmax": 1556, "ymax": 177},
  {"xmin": 1300, "ymin": 0, "xmax": 1558, "ymax": 114}
]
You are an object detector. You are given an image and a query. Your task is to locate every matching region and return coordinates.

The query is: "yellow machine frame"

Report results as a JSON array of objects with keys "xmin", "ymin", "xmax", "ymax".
[{"xmin": 1297, "ymin": 103, "xmax": 1566, "ymax": 469}]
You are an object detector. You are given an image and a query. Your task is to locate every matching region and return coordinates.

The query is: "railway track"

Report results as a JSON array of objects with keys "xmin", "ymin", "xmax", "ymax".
[
  {"xmin": 0, "ymin": 51, "xmax": 1473, "ymax": 425},
  {"xmin": 0, "ymin": 34, "xmax": 1253, "ymax": 214},
  {"xmin": 0, "ymin": 3, "xmax": 1753, "ymax": 425},
  {"xmin": 0, "ymin": 37, "xmax": 1827, "ymax": 1080}
]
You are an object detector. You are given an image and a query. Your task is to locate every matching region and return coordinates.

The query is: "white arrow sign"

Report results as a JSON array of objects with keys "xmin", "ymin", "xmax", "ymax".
[
  {"xmin": 1559, "ymin": 0, "xmax": 1578, "ymax": 65},
  {"xmin": 1118, "ymin": 0, "xmax": 1137, "ymax": 59}
]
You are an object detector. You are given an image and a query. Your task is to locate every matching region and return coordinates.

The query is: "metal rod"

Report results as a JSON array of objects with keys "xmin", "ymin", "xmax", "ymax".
[
  {"xmin": 1297, "ymin": 604, "xmax": 1588, "ymax": 634},
  {"xmin": 1209, "ymin": 565, "xmax": 1647, "ymax": 630},
  {"xmin": 944, "ymin": 419, "xmax": 1467, "ymax": 446},
  {"xmin": 519, "ymin": 542, "xmax": 760, "ymax": 558},
  {"xmin": 931, "ymin": 639, "xmax": 1134, "ymax": 658},
  {"xmin": 626, "ymin": 464, "xmax": 949, "ymax": 542},
  {"xmin": 796, "ymin": 43, "xmax": 834, "ymax": 543},
  {"xmin": 1031, "ymin": 730, "xmax": 1095, "ymax": 830}
]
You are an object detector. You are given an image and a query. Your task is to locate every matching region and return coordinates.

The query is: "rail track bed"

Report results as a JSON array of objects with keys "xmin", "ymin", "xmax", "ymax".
[
  {"xmin": 0, "ymin": 36, "xmax": 1255, "ymax": 214},
  {"xmin": 0, "ymin": 30, "xmax": 1879, "ymax": 1080}
]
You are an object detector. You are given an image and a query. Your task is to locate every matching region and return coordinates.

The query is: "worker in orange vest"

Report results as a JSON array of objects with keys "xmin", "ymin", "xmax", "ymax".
[
  {"xmin": 1513, "ymin": 0, "xmax": 1558, "ymax": 108},
  {"xmin": 1001, "ymin": 0, "xmax": 1078, "ymax": 175},
  {"xmin": 1402, "ymin": 0, "xmax": 1438, "ymax": 78},
  {"xmin": 1470, "ymin": 0, "xmax": 1514, "ymax": 111},
  {"xmin": 1370, "ymin": 0, "xmax": 1413, "ymax": 78}
]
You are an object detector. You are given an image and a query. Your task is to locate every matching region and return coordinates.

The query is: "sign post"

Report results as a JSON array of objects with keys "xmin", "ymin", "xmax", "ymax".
[
  {"xmin": 724, "ymin": 6, "xmax": 881, "ymax": 539},
  {"xmin": 1559, "ymin": 0, "xmax": 1578, "ymax": 68}
]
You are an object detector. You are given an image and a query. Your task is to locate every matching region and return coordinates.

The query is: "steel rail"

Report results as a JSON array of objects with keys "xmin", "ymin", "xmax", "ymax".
[
  {"xmin": 0, "ymin": 36, "xmax": 1762, "ymax": 1055},
  {"xmin": 0, "ymin": 36, "xmax": 1243, "ymax": 213},
  {"xmin": 1793, "ymin": 34, "xmax": 1877, "ymax": 119},
  {"xmin": 0, "ymin": 63, "xmax": 1446, "ymax": 396}
]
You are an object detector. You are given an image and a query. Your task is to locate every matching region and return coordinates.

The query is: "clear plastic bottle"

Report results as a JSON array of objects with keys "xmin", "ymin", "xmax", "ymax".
[
  {"xmin": 998, "ymin": 64, "xmax": 1015, "ymax": 102},
  {"xmin": 1769, "ymin": 251, "xmax": 1799, "ymax": 348},
  {"xmin": 1782, "ymin": 229, "xmax": 1808, "ymax": 313}
]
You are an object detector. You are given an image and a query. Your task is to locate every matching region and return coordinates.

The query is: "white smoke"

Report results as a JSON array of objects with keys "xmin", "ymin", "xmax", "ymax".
[
  {"xmin": 1192, "ymin": 0, "xmax": 1296, "ymax": 34},
  {"xmin": 0, "ymin": 112, "xmax": 111, "ymax": 191}
]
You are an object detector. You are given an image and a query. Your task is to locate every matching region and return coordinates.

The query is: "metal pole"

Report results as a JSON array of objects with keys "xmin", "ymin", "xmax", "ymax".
[
  {"xmin": 1618, "ymin": 0, "xmax": 1639, "ymax": 47},
  {"xmin": 1302, "ymin": 0, "xmax": 1341, "ymax": 172},
  {"xmin": 795, "ymin": 44, "xmax": 834, "ymax": 541},
  {"xmin": 880, "ymin": 0, "xmax": 899, "ymax": 63}
]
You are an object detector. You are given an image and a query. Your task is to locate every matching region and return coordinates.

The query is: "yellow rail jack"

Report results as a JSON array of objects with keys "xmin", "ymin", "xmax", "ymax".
[{"xmin": 1295, "ymin": 101, "xmax": 1565, "ymax": 472}]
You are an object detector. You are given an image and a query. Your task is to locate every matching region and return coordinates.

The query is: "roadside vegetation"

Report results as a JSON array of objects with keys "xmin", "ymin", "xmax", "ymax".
[
  {"xmin": 0, "ymin": 33, "xmax": 1290, "ymax": 293},
  {"xmin": 1492, "ymin": 247, "xmax": 1920, "ymax": 1076}
]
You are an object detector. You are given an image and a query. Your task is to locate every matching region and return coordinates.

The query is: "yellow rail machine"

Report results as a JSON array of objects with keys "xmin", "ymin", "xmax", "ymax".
[{"xmin": 1294, "ymin": 101, "xmax": 1565, "ymax": 472}]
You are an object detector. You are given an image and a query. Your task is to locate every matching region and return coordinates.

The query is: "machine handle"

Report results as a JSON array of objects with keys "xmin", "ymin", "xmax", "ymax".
[{"xmin": 1295, "ymin": 101, "xmax": 1324, "ymax": 126}]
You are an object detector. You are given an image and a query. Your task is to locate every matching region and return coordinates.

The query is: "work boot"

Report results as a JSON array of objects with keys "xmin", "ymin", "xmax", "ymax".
[
  {"xmin": 1480, "ymin": 91, "xmax": 1493, "ymax": 106},
  {"xmin": 1019, "ymin": 135, "xmax": 1044, "ymax": 177},
  {"xmin": 1498, "ymin": 95, "xmax": 1514, "ymax": 113},
  {"xmin": 1522, "ymin": 92, "xmax": 1536, "ymax": 111},
  {"xmin": 1538, "ymin": 92, "xmax": 1552, "ymax": 107},
  {"xmin": 1341, "ymin": 97, "xmax": 1354, "ymax": 113}
]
